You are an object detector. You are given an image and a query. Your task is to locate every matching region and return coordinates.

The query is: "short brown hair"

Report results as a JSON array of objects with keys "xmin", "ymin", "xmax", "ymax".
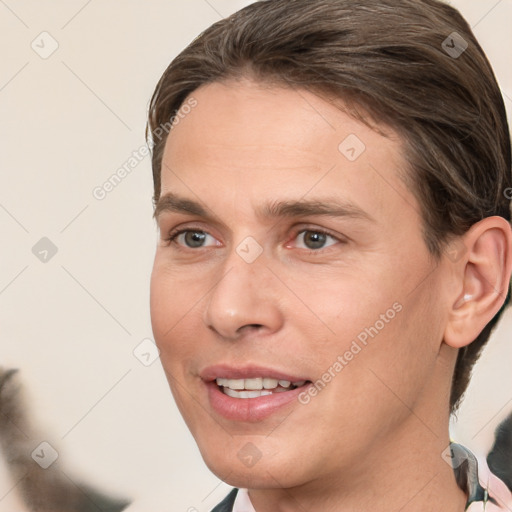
[{"xmin": 147, "ymin": 0, "xmax": 511, "ymax": 413}]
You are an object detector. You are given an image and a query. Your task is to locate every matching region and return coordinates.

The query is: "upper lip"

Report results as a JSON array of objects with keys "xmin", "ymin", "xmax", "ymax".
[{"xmin": 200, "ymin": 364, "xmax": 309, "ymax": 383}]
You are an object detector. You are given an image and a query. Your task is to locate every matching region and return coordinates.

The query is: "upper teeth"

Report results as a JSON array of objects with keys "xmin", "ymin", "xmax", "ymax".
[{"xmin": 216, "ymin": 377, "xmax": 306, "ymax": 390}]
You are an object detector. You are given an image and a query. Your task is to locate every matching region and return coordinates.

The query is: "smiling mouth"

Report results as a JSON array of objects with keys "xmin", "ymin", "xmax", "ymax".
[{"xmin": 215, "ymin": 377, "xmax": 310, "ymax": 399}]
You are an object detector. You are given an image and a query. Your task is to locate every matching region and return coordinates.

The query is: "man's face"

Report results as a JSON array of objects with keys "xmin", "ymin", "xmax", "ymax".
[{"xmin": 150, "ymin": 79, "xmax": 452, "ymax": 489}]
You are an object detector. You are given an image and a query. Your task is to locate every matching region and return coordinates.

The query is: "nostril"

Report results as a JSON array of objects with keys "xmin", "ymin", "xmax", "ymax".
[{"xmin": 239, "ymin": 324, "xmax": 264, "ymax": 333}]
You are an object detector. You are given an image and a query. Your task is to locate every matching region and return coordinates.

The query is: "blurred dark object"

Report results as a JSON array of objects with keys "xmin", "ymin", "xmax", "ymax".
[
  {"xmin": 0, "ymin": 367, "xmax": 130, "ymax": 511},
  {"xmin": 487, "ymin": 411, "xmax": 512, "ymax": 492}
]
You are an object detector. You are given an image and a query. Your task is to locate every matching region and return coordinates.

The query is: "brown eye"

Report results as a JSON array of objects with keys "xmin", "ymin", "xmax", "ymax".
[
  {"xmin": 303, "ymin": 231, "xmax": 327, "ymax": 249},
  {"xmin": 296, "ymin": 230, "xmax": 337, "ymax": 250},
  {"xmin": 183, "ymin": 231, "xmax": 207, "ymax": 247},
  {"xmin": 170, "ymin": 230, "xmax": 219, "ymax": 248}
]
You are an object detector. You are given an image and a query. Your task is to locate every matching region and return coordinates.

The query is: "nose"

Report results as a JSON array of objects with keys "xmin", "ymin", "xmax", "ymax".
[{"xmin": 203, "ymin": 252, "xmax": 284, "ymax": 340}]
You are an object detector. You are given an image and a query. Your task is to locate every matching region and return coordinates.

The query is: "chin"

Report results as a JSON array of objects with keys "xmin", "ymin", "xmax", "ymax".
[
  {"xmin": 195, "ymin": 433, "xmax": 307, "ymax": 490},
  {"xmin": 203, "ymin": 453, "xmax": 297, "ymax": 490}
]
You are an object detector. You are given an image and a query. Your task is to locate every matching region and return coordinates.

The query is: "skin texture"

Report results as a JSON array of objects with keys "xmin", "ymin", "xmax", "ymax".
[{"xmin": 150, "ymin": 78, "xmax": 512, "ymax": 512}]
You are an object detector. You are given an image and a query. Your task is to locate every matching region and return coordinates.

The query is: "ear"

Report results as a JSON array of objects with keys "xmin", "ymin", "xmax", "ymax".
[{"xmin": 444, "ymin": 216, "xmax": 512, "ymax": 349}]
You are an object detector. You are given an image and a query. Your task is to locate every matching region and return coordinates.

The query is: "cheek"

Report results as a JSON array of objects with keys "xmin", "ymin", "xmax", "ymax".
[
  {"xmin": 150, "ymin": 254, "xmax": 200, "ymax": 327},
  {"xmin": 150, "ymin": 258, "xmax": 198, "ymax": 358},
  {"xmin": 150, "ymin": 262, "xmax": 202, "ymax": 408},
  {"xmin": 291, "ymin": 267, "xmax": 400, "ymax": 345},
  {"xmin": 338, "ymin": 276, "xmax": 444, "ymax": 414},
  {"xmin": 294, "ymin": 259, "xmax": 439, "ymax": 396},
  {"xmin": 150, "ymin": 263, "xmax": 173, "ymax": 338},
  {"xmin": 150, "ymin": 256, "xmax": 223, "ymax": 389}
]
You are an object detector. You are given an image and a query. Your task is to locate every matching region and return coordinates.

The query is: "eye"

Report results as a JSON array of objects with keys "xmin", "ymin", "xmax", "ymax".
[
  {"xmin": 169, "ymin": 229, "xmax": 219, "ymax": 248},
  {"xmin": 295, "ymin": 230, "xmax": 338, "ymax": 250}
]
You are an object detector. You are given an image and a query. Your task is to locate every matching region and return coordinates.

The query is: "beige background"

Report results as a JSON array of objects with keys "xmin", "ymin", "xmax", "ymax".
[{"xmin": 0, "ymin": 0, "xmax": 511, "ymax": 510}]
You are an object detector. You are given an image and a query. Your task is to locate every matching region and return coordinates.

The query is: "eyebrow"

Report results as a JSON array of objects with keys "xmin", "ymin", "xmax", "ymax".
[
  {"xmin": 154, "ymin": 192, "xmax": 374, "ymax": 223},
  {"xmin": 154, "ymin": 193, "xmax": 209, "ymax": 220},
  {"xmin": 261, "ymin": 198, "xmax": 374, "ymax": 222}
]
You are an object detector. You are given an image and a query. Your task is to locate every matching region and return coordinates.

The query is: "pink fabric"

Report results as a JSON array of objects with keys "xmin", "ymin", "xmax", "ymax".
[{"xmin": 466, "ymin": 457, "xmax": 512, "ymax": 511}]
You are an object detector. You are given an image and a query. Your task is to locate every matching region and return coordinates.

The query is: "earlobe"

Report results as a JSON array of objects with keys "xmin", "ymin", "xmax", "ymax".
[{"xmin": 444, "ymin": 216, "xmax": 512, "ymax": 349}]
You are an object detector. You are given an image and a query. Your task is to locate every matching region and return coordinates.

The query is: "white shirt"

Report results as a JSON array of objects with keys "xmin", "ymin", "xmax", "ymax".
[{"xmin": 232, "ymin": 488, "xmax": 256, "ymax": 512}]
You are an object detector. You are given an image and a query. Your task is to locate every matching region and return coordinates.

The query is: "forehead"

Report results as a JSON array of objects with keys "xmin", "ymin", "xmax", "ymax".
[
  {"xmin": 165, "ymin": 78, "xmax": 400, "ymax": 162},
  {"xmin": 160, "ymin": 78, "xmax": 417, "ymax": 226}
]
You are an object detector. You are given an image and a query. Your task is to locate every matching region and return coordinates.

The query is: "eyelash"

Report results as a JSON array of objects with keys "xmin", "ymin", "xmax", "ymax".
[
  {"xmin": 163, "ymin": 226, "xmax": 345, "ymax": 253},
  {"xmin": 164, "ymin": 227, "xmax": 213, "ymax": 251},
  {"xmin": 163, "ymin": 226, "xmax": 209, "ymax": 246}
]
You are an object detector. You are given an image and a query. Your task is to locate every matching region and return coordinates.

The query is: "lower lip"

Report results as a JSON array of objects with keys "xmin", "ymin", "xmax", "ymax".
[{"xmin": 205, "ymin": 381, "xmax": 309, "ymax": 422}]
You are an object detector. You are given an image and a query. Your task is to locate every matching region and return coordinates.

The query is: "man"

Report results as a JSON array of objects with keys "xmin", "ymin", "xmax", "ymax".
[{"xmin": 147, "ymin": 0, "xmax": 512, "ymax": 510}]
